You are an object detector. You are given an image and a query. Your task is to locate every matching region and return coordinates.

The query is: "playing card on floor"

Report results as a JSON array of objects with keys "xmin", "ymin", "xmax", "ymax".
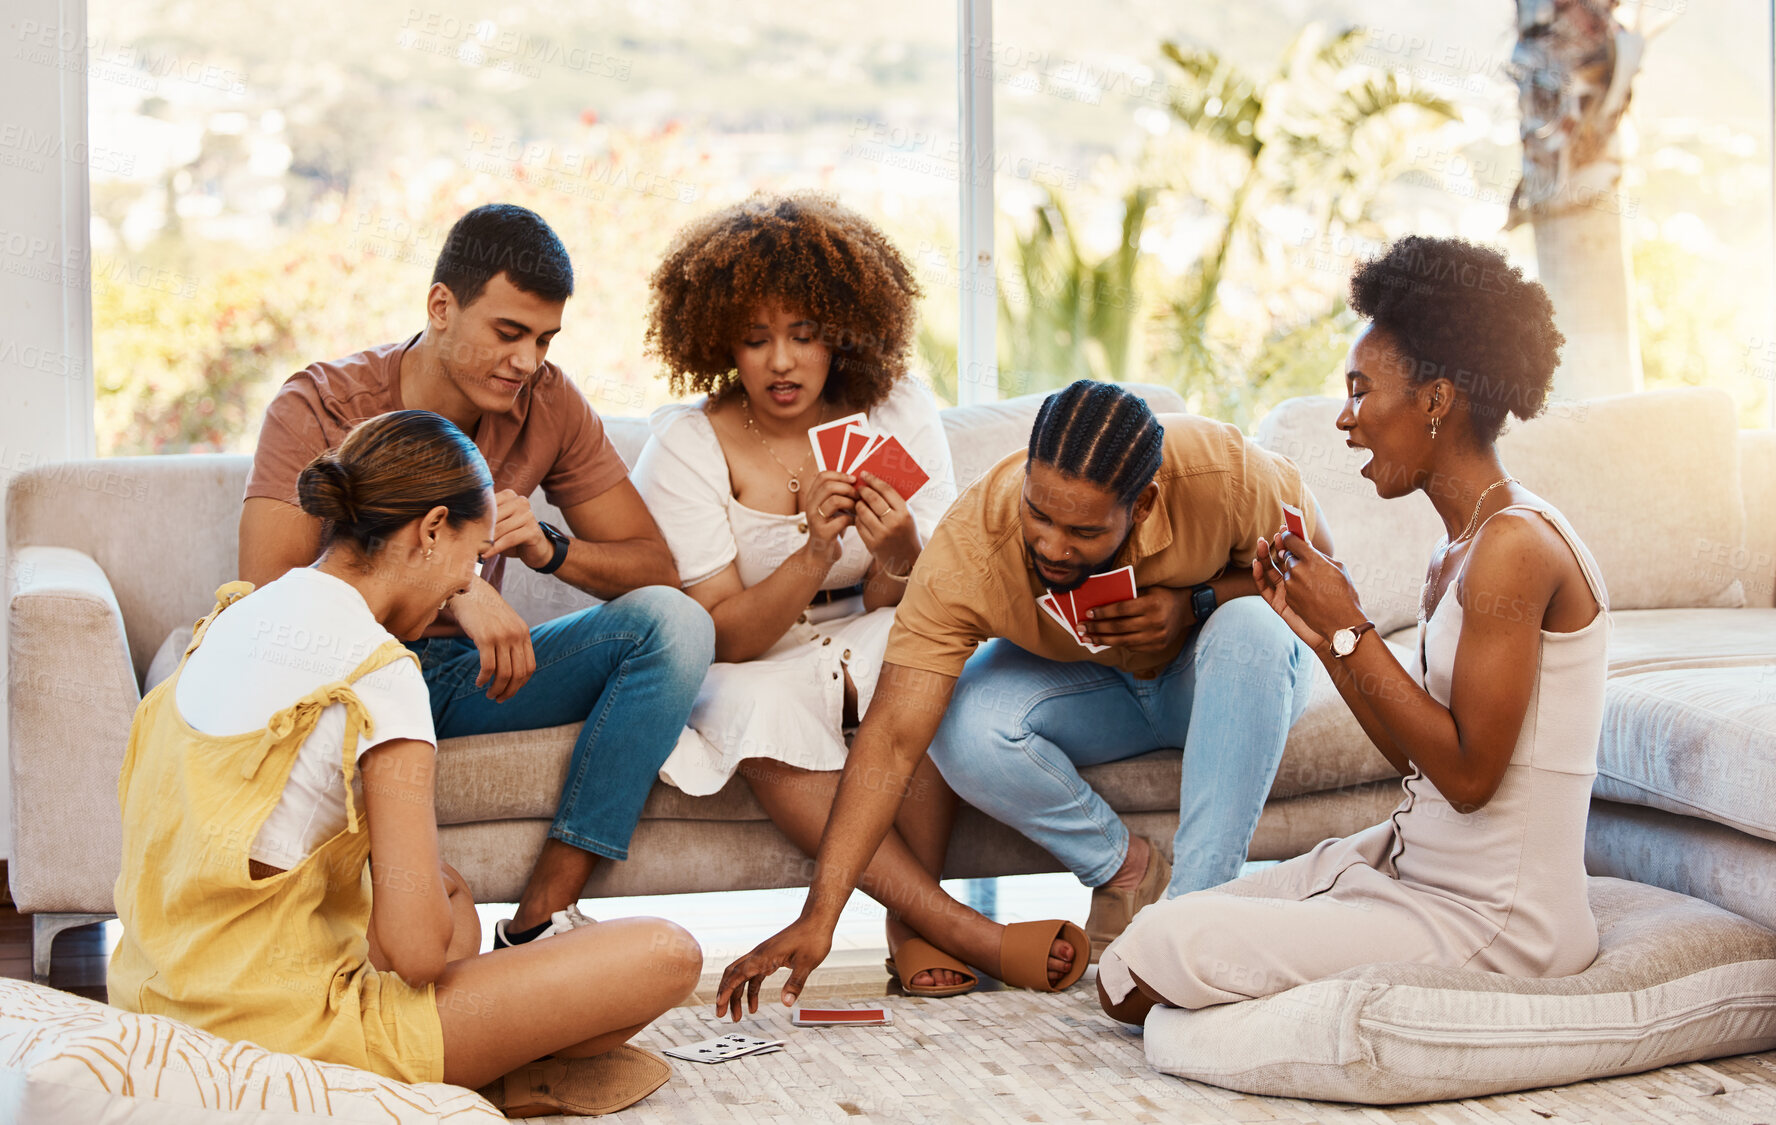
[{"xmin": 662, "ymin": 1034, "xmax": 787, "ymax": 1065}]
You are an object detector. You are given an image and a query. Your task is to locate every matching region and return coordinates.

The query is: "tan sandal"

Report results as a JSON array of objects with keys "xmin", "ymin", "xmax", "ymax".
[
  {"xmin": 996, "ymin": 919, "xmax": 1091, "ymax": 992},
  {"xmin": 885, "ymin": 936, "xmax": 979, "ymax": 998},
  {"xmin": 476, "ymin": 1045, "xmax": 670, "ymax": 1118}
]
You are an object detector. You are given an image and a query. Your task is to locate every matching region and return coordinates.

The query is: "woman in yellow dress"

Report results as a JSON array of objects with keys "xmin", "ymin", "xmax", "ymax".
[{"xmin": 111, "ymin": 410, "xmax": 700, "ymax": 1117}]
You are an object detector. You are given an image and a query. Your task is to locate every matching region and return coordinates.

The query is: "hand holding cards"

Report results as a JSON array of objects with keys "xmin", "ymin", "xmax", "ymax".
[
  {"xmin": 1038, "ymin": 566, "xmax": 1137, "ymax": 652},
  {"xmin": 808, "ymin": 414, "xmax": 929, "ymax": 501}
]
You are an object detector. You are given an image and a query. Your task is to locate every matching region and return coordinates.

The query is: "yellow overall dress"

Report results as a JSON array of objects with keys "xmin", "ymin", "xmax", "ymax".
[{"xmin": 108, "ymin": 582, "xmax": 446, "ymax": 1085}]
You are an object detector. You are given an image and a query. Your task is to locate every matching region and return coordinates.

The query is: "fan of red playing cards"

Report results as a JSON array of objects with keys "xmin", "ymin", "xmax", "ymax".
[
  {"xmin": 808, "ymin": 414, "xmax": 930, "ymax": 501},
  {"xmin": 1037, "ymin": 565, "xmax": 1137, "ymax": 652}
]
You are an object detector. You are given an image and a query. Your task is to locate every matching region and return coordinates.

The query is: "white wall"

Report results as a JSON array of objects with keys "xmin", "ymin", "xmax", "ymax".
[{"xmin": 0, "ymin": 0, "xmax": 97, "ymax": 863}]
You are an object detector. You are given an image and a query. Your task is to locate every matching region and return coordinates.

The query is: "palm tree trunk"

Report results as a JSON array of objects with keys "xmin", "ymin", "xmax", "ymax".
[
  {"xmin": 1508, "ymin": 0, "xmax": 1647, "ymax": 399},
  {"xmin": 1531, "ymin": 201, "xmax": 1643, "ymax": 399}
]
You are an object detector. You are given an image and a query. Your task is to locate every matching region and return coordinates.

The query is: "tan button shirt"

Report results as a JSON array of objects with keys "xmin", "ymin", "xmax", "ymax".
[{"xmin": 885, "ymin": 413, "xmax": 1319, "ymax": 680}]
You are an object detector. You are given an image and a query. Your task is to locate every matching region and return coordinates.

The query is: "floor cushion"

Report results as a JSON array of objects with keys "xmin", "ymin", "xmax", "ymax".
[
  {"xmin": 0, "ymin": 977, "xmax": 500, "ymax": 1123},
  {"xmin": 1143, "ymin": 877, "xmax": 1776, "ymax": 1104}
]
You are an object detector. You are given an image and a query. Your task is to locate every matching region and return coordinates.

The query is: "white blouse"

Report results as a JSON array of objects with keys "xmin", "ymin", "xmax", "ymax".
[{"xmin": 632, "ymin": 376, "xmax": 957, "ymax": 592}]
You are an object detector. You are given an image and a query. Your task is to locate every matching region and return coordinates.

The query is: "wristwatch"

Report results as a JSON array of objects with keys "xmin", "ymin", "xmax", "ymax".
[
  {"xmin": 532, "ymin": 521, "xmax": 571, "ymax": 575},
  {"xmin": 1189, "ymin": 583, "xmax": 1217, "ymax": 624},
  {"xmin": 1330, "ymin": 620, "xmax": 1376, "ymax": 658}
]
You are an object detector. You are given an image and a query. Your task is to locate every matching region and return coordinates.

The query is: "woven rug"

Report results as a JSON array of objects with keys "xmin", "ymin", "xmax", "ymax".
[{"xmin": 545, "ymin": 983, "xmax": 1776, "ymax": 1124}]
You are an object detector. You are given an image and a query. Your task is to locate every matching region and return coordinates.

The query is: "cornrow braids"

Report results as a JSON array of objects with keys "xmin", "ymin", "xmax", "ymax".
[{"xmin": 1027, "ymin": 380, "xmax": 1165, "ymax": 507}]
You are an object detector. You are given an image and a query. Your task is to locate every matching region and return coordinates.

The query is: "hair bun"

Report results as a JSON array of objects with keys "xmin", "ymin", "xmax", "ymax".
[{"xmin": 296, "ymin": 457, "xmax": 359, "ymax": 525}]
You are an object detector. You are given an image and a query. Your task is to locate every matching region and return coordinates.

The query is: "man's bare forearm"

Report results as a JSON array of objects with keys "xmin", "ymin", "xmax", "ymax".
[{"xmin": 551, "ymin": 536, "xmax": 681, "ymax": 600}]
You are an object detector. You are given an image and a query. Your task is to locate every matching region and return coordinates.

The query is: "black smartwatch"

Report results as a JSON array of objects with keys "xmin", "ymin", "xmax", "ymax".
[
  {"xmin": 532, "ymin": 521, "xmax": 571, "ymax": 575},
  {"xmin": 1189, "ymin": 582, "xmax": 1217, "ymax": 624}
]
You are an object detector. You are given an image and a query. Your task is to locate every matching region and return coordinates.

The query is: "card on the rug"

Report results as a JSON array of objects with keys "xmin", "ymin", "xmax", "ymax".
[
  {"xmin": 792, "ymin": 1006, "xmax": 893, "ymax": 1027},
  {"xmin": 662, "ymin": 1034, "xmax": 786, "ymax": 1065},
  {"xmin": 1281, "ymin": 501, "xmax": 1307, "ymax": 541},
  {"xmin": 851, "ymin": 436, "xmax": 929, "ymax": 500},
  {"xmin": 1067, "ymin": 566, "xmax": 1137, "ymax": 627},
  {"xmin": 810, "ymin": 413, "xmax": 869, "ymax": 473}
]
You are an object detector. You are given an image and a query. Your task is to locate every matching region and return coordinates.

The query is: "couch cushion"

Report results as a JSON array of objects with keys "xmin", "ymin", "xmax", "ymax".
[
  {"xmin": 1143, "ymin": 877, "xmax": 1776, "ymax": 1104},
  {"xmin": 1602, "ymin": 607, "xmax": 1776, "ymax": 675},
  {"xmin": 1391, "ymin": 609, "xmax": 1776, "ymax": 678},
  {"xmin": 1587, "ymin": 799, "xmax": 1776, "ymax": 933},
  {"xmin": 1593, "ymin": 665, "xmax": 1776, "ymax": 844},
  {"xmin": 1258, "ymin": 388, "xmax": 1750, "ymax": 634},
  {"xmin": 602, "ymin": 414, "xmax": 650, "ymax": 468},
  {"xmin": 0, "ymin": 977, "xmax": 500, "ymax": 1123}
]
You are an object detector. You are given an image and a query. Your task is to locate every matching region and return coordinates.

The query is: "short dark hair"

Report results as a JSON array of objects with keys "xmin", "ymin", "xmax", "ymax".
[
  {"xmin": 1027, "ymin": 380, "xmax": 1165, "ymax": 507},
  {"xmin": 297, "ymin": 410, "xmax": 493, "ymax": 555},
  {"xmin": 432, "ymin": 203, "xmax": 574, "ymax": 308},
  {"xmin": 1348, "ymin": 235, "xmax": 1564, "ymax": 444}
]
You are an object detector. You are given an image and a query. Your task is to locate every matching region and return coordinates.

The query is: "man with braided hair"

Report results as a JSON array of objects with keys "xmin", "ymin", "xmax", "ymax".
[{"xmin": 718, "ymin": 380, "xmax": 1332, "ymax": 1014}]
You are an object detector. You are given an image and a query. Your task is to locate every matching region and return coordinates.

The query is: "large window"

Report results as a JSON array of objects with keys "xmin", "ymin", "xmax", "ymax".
[
  {"xmin": 84, "ymin": 0, "xmax": 1774, "ymax": 451},
  {"xmin": 985, "ymin": 0, "xmax": 1772, "ymax": 427},
  {"xmin": 84, "ymin": 0, "xmax": 959, "ymax": 453}
]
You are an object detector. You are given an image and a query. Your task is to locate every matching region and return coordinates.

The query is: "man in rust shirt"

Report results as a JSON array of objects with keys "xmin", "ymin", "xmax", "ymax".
[
  {"xmin": 719, "ymin": 380, "xmax": 1335, "ymax": 1010},
  {"xmin": 241, "ymin": 203, "xmax": 713, "ymax": 947}
]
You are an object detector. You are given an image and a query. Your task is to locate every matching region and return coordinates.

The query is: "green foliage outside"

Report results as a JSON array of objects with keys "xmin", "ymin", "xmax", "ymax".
[{"xmin": 958, "ymin": 25, "xmax": 1456, "ymax": 430}]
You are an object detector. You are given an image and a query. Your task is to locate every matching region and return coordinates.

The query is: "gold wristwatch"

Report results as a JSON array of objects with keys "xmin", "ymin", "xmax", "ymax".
[{"xmin": 1330, "ymin": 620, "xmax": 1376, "ymax": 658}]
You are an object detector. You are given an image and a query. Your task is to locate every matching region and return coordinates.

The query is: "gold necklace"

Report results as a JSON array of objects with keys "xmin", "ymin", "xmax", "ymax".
[
  {"xmin": 742, "ymin": 396, "xmax": 815, "ymax": 494},
  {"xmin": 1420, "ymin": 475, "xmax": 1518, "ymax": 622}
]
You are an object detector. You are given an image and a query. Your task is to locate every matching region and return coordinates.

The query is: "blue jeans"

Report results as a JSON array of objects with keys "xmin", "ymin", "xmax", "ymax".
[
  {"xmin": 927, "ymin": 596, "xmax": 1312, "ymax": 898},
  {"xmin": 406, "ymin": 586, "xmax": 714, "ymax": 862}
]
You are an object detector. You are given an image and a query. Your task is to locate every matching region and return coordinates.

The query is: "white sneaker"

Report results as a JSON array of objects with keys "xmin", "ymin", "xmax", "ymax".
[{"xmin": 493, "ymin": 904, "xmax": 596, "ymax": 948}]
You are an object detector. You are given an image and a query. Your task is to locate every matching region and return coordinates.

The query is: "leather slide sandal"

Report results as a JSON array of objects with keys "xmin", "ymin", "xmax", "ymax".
[
  {"xmin": 476, "ymin": 1045, "xmax": 671, "ymax": 1118},
  {"xmin": 885, "ymin": 936, "xmax": 979, "ymax": 998},
  {"xmin": 997, "ymin": 920, "xmax": 1092, "ymax": 993}
]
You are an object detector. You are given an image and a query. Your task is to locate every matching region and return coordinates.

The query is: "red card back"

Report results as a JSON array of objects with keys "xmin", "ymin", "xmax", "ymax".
[
  {"xmin": 1068, "ymin": 565, "xmax": 1137, "ymax": 620},
  {"xmin": 853, "ymin": 436, "xmax": 929, "ymax": 500}
]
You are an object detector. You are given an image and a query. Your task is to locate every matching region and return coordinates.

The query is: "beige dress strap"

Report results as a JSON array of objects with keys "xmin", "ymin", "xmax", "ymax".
[{"xmin": 1474, "ymin": 503, "xmax": 1610, "ymax": 612}]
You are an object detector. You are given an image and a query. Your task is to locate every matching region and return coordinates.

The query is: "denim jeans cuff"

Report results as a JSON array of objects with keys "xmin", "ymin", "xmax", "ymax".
[{"xmin": 547, "ymin": 826, "xmax": 629, "ymax": 863}]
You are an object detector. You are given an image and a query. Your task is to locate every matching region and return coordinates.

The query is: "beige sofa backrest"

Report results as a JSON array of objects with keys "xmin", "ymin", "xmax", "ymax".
[
  {"xmin": 1743, "ymin": 428, "xmax": 1776, "ymax": 609},
  {"xmin": 1255, "ymin": 387, "xmax": 1776, "ymax": 634},
  {"xmin": 4, "ymin": 383, "xmax": 1184, "ymax": 680}
]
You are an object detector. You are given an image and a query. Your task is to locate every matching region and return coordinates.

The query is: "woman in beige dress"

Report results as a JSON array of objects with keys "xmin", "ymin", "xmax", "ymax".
[{"xmin": 1100, "ymin": 235, "xmax": 1610, "ymax": 1020}]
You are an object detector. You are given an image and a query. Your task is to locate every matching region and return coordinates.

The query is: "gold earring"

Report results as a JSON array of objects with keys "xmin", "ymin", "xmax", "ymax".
[{"xmin": 1429, "ymin": 417, "xmax": 1440, "ymax": 440}]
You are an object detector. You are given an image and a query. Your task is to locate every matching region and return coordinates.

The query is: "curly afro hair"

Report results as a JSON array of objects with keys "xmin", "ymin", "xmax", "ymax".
[
  {"xmin": 645, "ymin": 192, "xmax": 922, "ymax": 412},
  {"xmin": 1348, "ymin": 235, "xmax": 1564, "ymax": 444}
]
